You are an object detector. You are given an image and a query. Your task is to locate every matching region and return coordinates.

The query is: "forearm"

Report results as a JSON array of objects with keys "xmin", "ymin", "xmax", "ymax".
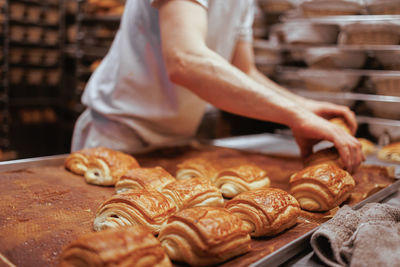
[{"xmin": 167, "ymin": 47, "xmax": 308, "ymax": 127}]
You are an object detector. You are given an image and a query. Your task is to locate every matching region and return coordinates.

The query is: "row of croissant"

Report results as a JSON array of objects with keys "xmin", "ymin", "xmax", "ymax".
[{"xmin": 58, "ymin": 143, "xmax": 358, "ymax": 266}]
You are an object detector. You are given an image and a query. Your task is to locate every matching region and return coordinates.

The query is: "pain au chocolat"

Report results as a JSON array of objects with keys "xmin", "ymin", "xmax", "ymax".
[
  {"xmin": 176, "ymin": 157, "xmax": 218, "ymax": 182},
  {"xmin": 158, "ymin": 207, "xmax": 251, "ymax": 266},
  {"xmin": 65, "ymin": 147, "xmax": 140, "ymax": 186},
  {"xmin": 115, "ymin": 167, "xmax": 175, "ymax": 193},
  {"xmin": 378, "ymin": 142, "xmax": 400, "ymax": 163},
  {"xmin": 214, "ymin": 162, "xmax": 271, "ymax": 198},
  {"xmin": 93, "ymin": 189, "xmax": 176, "ymax": 235},
  {"xmin": 303, "ymin": 146, "xmax": 344, "ymax": 169},
  {"xmin": 225, "ymin": 188, "xmax": 300, "ymax": 237},
  {"xmin": 289, "ymin": 163, "xmax": 355, "ymax": 212},
  {"xmin": 161, "ymin": 178, "xmax": 224, "ymax": 210},
  {"xmin": 59, "ymin": 226, "xmax": 172, "ymax": 267}
]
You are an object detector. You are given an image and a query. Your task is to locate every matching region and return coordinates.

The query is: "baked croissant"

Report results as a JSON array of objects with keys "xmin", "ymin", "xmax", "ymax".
[
  {"xmin": 289, "ymin": 163, "xmax": 355, "ymax": 211},
  {"xmin": 303, "ymin": 147, "xmax": 344, "ymax": 169},
  {"xmin": 59, "ymin": 226, "xmax": 172, "ymax": 267},
  {"xmin": 65, "ymin": 147, "xmax": 140, "ymax": 186},
  {"xmin": 115, "ymin": 167, "xmax": 175, "ymax": 193},
  {"xmin": 329, "ymin": 117, "xmax": 352, "ymax": 135},
  {"xmin": 176, "ymin": 157, "xmax": 218, "ymax": 182},
  {"xmin": 358, "ymin": 138, "xmax": 376, "ymax": 156},
  {"xmin": 225, "ymin": 188, "xmax": 300, "ymax": 237},
  {"xmin": 378, "ymin": 142, "xmax": 400, "ymax": 163},
  {"xmin": 214, "ymin": 163, "xmax": 271, "ymax": 198},
  {"xmin": 158, "ymin": 207, "xmax": 251, "ymax": 266},
  {"xmin": 161, "ymin": 178, "xmax": 224, "ymax": 210},
  {"xmin": 93, "ymin": 189, "xmax": 176, "ymax": 235}
]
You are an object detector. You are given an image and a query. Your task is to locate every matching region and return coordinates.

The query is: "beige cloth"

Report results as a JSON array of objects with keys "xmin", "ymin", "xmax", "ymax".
[{"xmin": 310, "ymin": 203, "xmax": 400, "ymax": 267}]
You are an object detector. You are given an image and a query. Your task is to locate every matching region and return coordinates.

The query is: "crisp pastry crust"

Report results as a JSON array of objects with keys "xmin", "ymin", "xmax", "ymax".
[
  {"xmin": 225, "ymin": 188, "xmax": 300, "ymax": 237},
  {"xmin": 176, "ymin": 157, "xmax": 218, "ymax": 182},
  {"xmin": 378, "ymin": 142, "xmax": 400, "ymax": 163},
  {"xmin": 214, "ymin": 164, "xmax": 271, "ymax": 198},
  {"xmin": 289, "ymin": 163, "xmax": 355, "ymax": 211},
  {"xmin": 358, "ymin": 138, "xmax": 376, "ymax": 156},
  {"xmin": 59, "ymin": 226, "xmax": 172, "ymax": 267},
  {"xmin": 158, "ymin": 207, "xmax": 251, "ymax": 266},
  {"xmin": 329, "ymin": 117, "xmax": 352, "ymax": 135},
  {"xmin": 303, "ymin": 147, "xmax": 344, "ymax": 169},
  {"xmin": 115, "ymin": 167, "xmax": 175, "ymax": 193},
  {"xmin": 93, "ymin": 189, "xmax": 176, "ymax": 235},
  {"xmin": 65, "ymin": 147, "xmax": 140, "ymax": 186},
  {"xmin": 161, "ymin": 178, "xmax": 224, "ymax": 210}
]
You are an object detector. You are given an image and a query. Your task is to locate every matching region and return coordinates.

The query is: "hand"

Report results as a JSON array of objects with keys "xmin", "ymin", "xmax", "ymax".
[
  {"xmin": 291, "ymin": 113, "xmax": 364, "ymax": 173},
  {"xmin": 302, "ymin": 99, "xmax": 357, "ymax": 135}
]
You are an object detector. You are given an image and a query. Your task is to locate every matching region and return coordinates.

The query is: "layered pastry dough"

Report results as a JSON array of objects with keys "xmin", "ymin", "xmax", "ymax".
[
  {"xmin": 214, "ymin": 163, "xmax": 271, "ymax": 198},
  {"xmin": 158, "ymin": 207, "xmax": 251, "ymax": 266},
  {"xmin": 161, "ymin": 178, "xmax": 224, "ymax": 210},
  {"xmin": 225, "ymin": 188, "xmax": 300, "ymax": 237},
  {"xmin": 93, "ymin": 189, "xmax": 176, "ymax": 235},
  {"xmin": 176, "ymin": 157, "xmax": 218, "ymax": 182},
  {"xmin": 303, "ymin": 147, "xmax": 344, "ymax": 169},
  {"xmin": 289, "ymin": 163, "xmax": 355, "ymax": 211},
  {"xmin": 115, "ymin": 167, "xmax": 175, "ymax": 193},
  {"xmin": 378, "ymin": 142, "xmax": 400, "ymax": 163},
  {"xmin": 65, "ymin": 147, "xmax": 140, "ymax": 186},
  {"xmin": 59, "ymin": 226, "xmax": 172, "ymax": 267},
  {"xmin": 358, "ymin": 138, "xmax": 376, "ymax": 156}
]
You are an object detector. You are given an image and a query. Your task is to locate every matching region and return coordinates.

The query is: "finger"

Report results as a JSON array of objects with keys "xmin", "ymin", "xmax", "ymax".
[{"xmin": 339, "ymin": 107, "xmax": 357, "ymax": 135}]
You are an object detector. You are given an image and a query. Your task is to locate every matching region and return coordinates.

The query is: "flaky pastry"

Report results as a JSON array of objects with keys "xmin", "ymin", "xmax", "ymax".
[
  {"xmin": 65, "ymin": 147, "xmax": 140, "ymax": 186},
  {"xmin": 329, "ymin": 117, "xmax": 352, "ymax": 135},
  {"xmin": 93, "ymin": 189, "xmax": 176, "ymax": 235},
  {"xmin": 176, "ymin": 157, "xmax": 218, "ymax": 182},
  {"xmin": 158, "ymin": 207, "xmax": 251, "ymax": 266},
  {"xmin": 289, "ymin": 163, "xmax": 355, "ymax": 211},
  {"xmin": 161, "ymin": 178, "xmax": 224, "ymax": 210},
  {"xmin": 358, "ymin": 138, "xmax": 376, "ymax": 156},
  {"xmin": 59, "ymin": 226, "xmax": 172, "ymax": 267},
  {"xmin": 378, "ymin": 142, "xmax": 400, "ymax": 163},
  {"xmin": 303, "ymin": 146, "xmax": 344, "ymax": 169},
  {"xmin": 214, "ymin": 163, "xmax": 271, "ymax": 198},
  {"xmin": 115, "ymin": 166, "xmax": 175, "ymax": 193},
  {"xmin": 225, "ymin": 188, "xmax": 300, "ymax": 236}
]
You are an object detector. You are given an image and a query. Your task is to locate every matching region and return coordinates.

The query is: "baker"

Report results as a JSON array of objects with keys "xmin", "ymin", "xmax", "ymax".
[{"xmin": 71, "ymin": 0, "xmax": 364, "ymax": 173}]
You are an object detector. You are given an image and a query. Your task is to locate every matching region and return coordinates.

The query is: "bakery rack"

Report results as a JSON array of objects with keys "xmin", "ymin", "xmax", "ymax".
[{"xmin": 253, "ymin": 4, "xmax": 400, "ymax": 145}]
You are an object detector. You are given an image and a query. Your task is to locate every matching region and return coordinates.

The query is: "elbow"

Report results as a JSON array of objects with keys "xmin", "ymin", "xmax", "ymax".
[{"xmin": 164, "ymin": 52, "xmax": 190, "ymax": 85}]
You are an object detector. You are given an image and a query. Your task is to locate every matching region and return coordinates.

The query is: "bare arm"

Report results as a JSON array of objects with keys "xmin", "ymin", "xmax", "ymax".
[{"xmin": 158, "ymin": 0, "xmax": 363, "ymax": 172}]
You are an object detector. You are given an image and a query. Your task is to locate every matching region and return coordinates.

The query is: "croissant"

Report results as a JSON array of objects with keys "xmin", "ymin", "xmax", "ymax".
[
  {"xmin": 358, "ymin": 138, "xmax": 376, "ymax": 156},
  {"xmin": 158, "ymin": 207, "xmax": 251, "ymax": 266},
  {"xmin": 59, "ymin": 226, "xmax": 172, "ymax": 267},
  {"xmin": 303, "ymin": 147, "xmax": 344, "ymax": 169},
  {"xmin": 176, "ymin": 157, "xmax": 218, "ymax": 182},
  {"xmin": 225, "ymin": 188, "xmax": 300, "ymax": 237},
  {"xmin": 93, "ymin": 189, "xmax": 176, "ymax": 235},
  {"xmin": 329, "ymin": 117, "xmax": 352, "ymax": 135},
  {"xmin": 161, "ymin": 178, "xmax": 224, "ymax": 210},
  {"xmin": 115, "ymin": 167, "xmax": 175, "ymax": 193},
  {"xmin": 289, "ymin": 163, "xmax": 355, "ymax": 211},
  {"xmin": 213, "ymin": 163, "xmax": 271, "ymax": 198},
  {"xmin": 65, "ymin": 147, "xmax": 140, "ymax": 186},
  {"xmin": 378, "ymin": 142, "xmax": 400, "ymax": 163}
]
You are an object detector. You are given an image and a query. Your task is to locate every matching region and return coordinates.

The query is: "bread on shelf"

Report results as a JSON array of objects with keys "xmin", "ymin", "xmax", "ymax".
[
  {"xmin": 300, "ymin": 0, "xmax": 363, "ymax": 17},
  {"xmin": 339, "ymin": 22, "xmax": 400, "ymax": 45}
]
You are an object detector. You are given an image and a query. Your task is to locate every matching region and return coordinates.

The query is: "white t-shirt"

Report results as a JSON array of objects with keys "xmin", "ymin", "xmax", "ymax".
[{"xmin": 79, "ymin": 0, "xmax": 255, "ymax": 149}]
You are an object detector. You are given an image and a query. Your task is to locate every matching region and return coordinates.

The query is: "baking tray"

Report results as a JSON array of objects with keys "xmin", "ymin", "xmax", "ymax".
[{"xmin": 0, "ymin": 137, "xmax": 399, "ymax": 267}]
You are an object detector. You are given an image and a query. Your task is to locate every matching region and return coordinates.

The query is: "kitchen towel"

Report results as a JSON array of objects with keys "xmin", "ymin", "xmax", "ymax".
[{"xmin": 310, "ymin": 203, "xmax": 400, "ymax": 267}]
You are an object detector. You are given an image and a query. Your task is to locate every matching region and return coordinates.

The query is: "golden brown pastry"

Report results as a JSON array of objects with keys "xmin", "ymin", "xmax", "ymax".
[
  {"xmin": 214, "ymin": 163, "xmax": 271, "ymax": 198},
  {"xmin": 303, "ymin": 146, "xmax": 344, "ymax": 169},
  {"xmin": 158, "ymin": 207, "xmax": 251, "ymax": 266},
  {"xmin": 161, "ymin": 178, "xmax": 224, "ymax": 210},
  {"xmin": 225, "ymin": 188, "xmax": 300, "ymax": 237},
  {"xmin": 358, "ymin": 138, "xmax": 376, "ymax": 156},
  {"xmin": 115, "ymin": 167, "xmax": 175, "ymax": 193},
  {"xmin": 329, "ymin": 117, "xmax": 352, "ymax": 135},
  {"xmin": 378, "ymin": 142, "xmax": 400, "ymax": 163},
  {"xmin": 59, "ymin": 226, "xmax": 172, "ymax": 267},
  {"xmin": 289, "ymin": 163, "xmax": 355, "ymax": 212},
  {"xmin": 65, "ymin": 147, "xmax": 140, "ymax": 186},
  {"xmin": 93, "ymin": 189, "xmax": 176, "ymax": 235},
  {"xmin": 176, "ymin": 157, "xmax": 218, "ymax": 182}
]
